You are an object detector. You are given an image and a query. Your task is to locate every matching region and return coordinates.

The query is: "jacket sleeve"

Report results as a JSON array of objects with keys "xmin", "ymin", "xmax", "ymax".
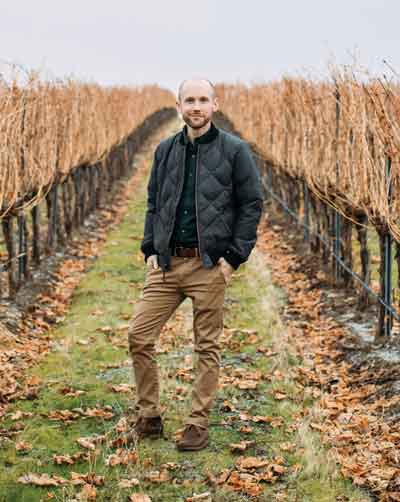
[
  {"xmin": 140, "ymin": 144, "xmax": 161, "ymax": 262},
  {"xmin": 222, "ymin": 141, "xmax": 264, "ymax": 270}
]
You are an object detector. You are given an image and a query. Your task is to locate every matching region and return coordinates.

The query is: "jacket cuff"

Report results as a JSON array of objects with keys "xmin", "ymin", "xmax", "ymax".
[
  {"xmin": 222, "ymin": 248, "xmax": 242, "ymax": 270},
  {"xmin": 141, "ymin": 243, "xmax": 158, "ymax": 263}
]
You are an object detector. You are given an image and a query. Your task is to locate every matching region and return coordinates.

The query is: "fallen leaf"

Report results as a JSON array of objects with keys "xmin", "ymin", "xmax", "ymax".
[
  {"xmin": 118, "ymin": 478, "xmax": 140, "ymax": 488},
  {"xmin": 144, "ymin": 469, "xmax": 170, "ymax": 483},
  {"xmin": 273, "ymin": 391, "xmax": 289, "ymax": 400},
  {"xmin": 70, "ymin": 472, "xmax": 104, "ymax": 486},
  {"xmin": 230, "ymin": 441, "xmax": 256, "ymax": 453},
  {"xmin": 237, "ymin": 380, "xmax": 258, "ymax": 390},
  {"xmin": 59, "ymin": 386, "xmax": 85, "ymax": 397},
  {"xmin": 106, "ymin": 449, "xmax": 138, "ymax": 466},
  {"xmin": 185, "ymin": 493, "xmax": 212, "ymax": 501},
  {"xmin": 77, "ymin": 483, "xmax": 97, "ymax": 501},
  {"xmin": 15, "ymin": 441, "xmax": 32, "ymax": 452},
  {"xmin": 109, "ymin": 383, "xmax": 133, "ymax": 393},
  {"xmin": 18, "ymin": 473, "xmax": 68, "ymax": 486},
  {"xmin": 76, "ymin": 437, "xmax": 96, "ymax": 450},
  {"xmin": 129, "ymin": 495, "xmax": 152, "ymax": 502},
  {"xmin": 236, "ymin": 457, "xmax": 270, "ymax": 470},
  {"xmin": 10, "ymin": 411, "xmax": 33, "ymax": 421}
]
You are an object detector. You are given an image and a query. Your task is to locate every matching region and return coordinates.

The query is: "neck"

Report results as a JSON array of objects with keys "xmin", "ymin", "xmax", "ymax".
[{"xmin": 187, "ymin": 121, "xmax": 212, "ymax": 143}]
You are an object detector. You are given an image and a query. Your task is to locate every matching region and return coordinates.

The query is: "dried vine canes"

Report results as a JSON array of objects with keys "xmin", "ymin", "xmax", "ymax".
[
  {"xmin": 0, "ymin": 69, "xmax": 175, "ymax": 297},
  {"xmin": 216, "ymin": 67, "xmax": 400, "ymax": 337}
]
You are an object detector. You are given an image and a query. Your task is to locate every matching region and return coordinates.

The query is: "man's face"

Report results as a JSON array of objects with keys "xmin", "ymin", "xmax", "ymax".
[{"xmin": 176, "ymin": 81, "xmax": 218, "ymax": 130}]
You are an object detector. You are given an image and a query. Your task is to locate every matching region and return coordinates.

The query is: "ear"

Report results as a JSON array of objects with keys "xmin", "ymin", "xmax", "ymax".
[{"xmin": 213, "ymin": 97, "xmax": 219, "ymax": 112}]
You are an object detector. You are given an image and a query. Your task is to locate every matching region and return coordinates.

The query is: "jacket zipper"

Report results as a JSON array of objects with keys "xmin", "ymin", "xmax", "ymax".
[
  {"xmin": 166, "ymin": 146, "xmax": 186, "ymax": 248},
  {"xmin": 195, "ymin": 145, "xmax": 203, "ymax": 260}
]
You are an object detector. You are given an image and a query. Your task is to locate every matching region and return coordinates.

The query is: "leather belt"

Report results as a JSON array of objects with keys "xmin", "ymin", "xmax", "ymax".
[{"xmin": 171, "ymin": 246, "xmax": 200, "ymax": 257}]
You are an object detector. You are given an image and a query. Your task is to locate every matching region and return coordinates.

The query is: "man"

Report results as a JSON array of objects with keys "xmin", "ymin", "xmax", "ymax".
[{"xmin": 128, "ymin": 78, "xmax": 263, "ymax": 451}]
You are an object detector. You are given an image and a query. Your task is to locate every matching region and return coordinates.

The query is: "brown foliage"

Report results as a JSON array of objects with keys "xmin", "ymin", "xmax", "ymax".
[
  {"xmin": 0, "ymin": 68, "xmax": 174, "ymax": 215},
  {"xmin": 217, "ymin": 69, "xmax": 400, "ymax": 240}
]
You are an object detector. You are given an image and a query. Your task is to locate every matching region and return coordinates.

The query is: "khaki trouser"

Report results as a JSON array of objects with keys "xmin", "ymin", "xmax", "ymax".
[{"xmin": 128, "ymin": 255, "xmax": 227, "ymax": 428}]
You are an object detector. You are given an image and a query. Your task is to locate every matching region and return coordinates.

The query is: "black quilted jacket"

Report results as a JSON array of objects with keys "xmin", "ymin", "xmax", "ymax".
[{"xmin": 140, "ymin": 122, "xmax": 264, "ymax": 279}]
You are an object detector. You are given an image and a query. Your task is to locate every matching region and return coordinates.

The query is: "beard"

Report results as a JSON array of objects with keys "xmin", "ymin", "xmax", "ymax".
[{"xmin": 182, "ymin": 113, "xmax": 210, "ymax": 130}]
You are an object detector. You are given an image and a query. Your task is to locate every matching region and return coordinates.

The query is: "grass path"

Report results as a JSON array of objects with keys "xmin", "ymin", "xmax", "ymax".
[{"xmin": 0, "ymin": 119, "xmax": 371, "ymax": 502}]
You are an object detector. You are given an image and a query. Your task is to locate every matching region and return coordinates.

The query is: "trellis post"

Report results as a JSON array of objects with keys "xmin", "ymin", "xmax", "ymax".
[
  {"xmin": 333, "ymin": 84, "xmax": 342, "ymax": 282},
  {"xmin": 303, "ymin": 181, "xmax": 310, "ymax": 245},
  {"xmin": 383, "ymin": 155, "xmax": 393, "ymax": 337}
]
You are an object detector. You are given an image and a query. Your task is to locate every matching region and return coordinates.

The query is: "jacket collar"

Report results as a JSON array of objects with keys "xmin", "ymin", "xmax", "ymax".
[{"xmin": 179, "ymin": 121, "xmax": 219, "ymax": 146}]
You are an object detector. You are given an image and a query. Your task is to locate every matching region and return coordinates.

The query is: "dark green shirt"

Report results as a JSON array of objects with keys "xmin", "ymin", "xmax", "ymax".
[{"xmin": 170, "ymin": 122, "xmax": 219, "ymax": 248}]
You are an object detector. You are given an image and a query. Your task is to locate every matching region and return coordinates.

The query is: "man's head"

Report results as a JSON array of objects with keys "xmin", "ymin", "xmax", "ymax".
[{"xmin": 176, "ymin": 78, "xmax": 218, "ymax": 131}]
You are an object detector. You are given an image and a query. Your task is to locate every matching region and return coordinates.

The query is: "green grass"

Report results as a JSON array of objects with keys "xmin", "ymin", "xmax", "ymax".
[{"xmin": 0, "ymin": 148, "xmax": 372, "ymax": 501}]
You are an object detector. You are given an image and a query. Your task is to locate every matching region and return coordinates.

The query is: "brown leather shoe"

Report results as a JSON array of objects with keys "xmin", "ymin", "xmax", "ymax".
[
  {"xmin": 118, "ymin": 416, "xmax": 163, "ymax": 445},
  {"xmin": 136, "ymin": 415, "xmax": 163, "ymax": 439},
  {"xmin": 176, "ymin": 424, "xmax": 209, "ymax": 451}
]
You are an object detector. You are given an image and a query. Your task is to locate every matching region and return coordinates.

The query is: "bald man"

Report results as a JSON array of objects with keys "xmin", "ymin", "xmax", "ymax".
[{"xmin": 128, "ymin": 78, "xmax": 263, "ymax": 451}]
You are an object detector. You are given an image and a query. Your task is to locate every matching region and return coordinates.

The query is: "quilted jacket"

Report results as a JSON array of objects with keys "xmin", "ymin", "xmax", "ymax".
[{"xmin": 140, "ymin": 122, "xmax": 264, "ymax": 280}]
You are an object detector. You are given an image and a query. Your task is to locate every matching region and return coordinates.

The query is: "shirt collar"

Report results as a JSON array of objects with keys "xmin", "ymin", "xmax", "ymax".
[{"xmin": 179, "ymin": 121, "xmax": 219, "ymax": 146}]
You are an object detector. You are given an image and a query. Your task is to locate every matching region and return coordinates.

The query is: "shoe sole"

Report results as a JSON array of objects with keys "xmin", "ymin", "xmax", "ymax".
[{"xmin": 176, "ymin": 441, "xmax": 209, "ymax": 451}]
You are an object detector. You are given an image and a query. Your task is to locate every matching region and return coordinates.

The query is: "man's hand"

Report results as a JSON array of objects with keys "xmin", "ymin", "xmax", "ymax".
[
  {"xmin": 218, "ymin": 257, "xmax": 234, "ymax": 284},
  {"xmin": 147, "ymin": 254, "xmax": 159, "ymax": 270}
]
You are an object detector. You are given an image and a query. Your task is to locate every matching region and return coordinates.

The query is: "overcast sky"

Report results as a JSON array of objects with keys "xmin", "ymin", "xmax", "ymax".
[{"xmin": 1, "ymin": 0, "xmax": 399, "ymax": 95}]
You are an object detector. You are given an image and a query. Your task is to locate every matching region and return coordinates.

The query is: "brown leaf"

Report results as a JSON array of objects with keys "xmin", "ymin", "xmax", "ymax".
[
  {"xmin": 15, "ymin": 441, "xmax": 32, "ymax": 452},
  {"xmin": 90, "ymin": 309, "xmax": 105, "ymax": 316},
  {"xmin": 256, "ymin": 347, "xmax": 278, "ymax": 356},
  {"xmin": 280, "ymin": 441, "xmax": 296, "ymax": 452},
  {"xmin": 225, "ymin": 470, "xmax": 263, "ymax": 496},
  {"xmin": 239, "ymin": 425, "xmax": 253, "ymax": 434},
  {"xmin": 221, "ymin": 400, "xmax": 236, "ymax": 412},
  {"xmin": 237, "ymin": 380, "xmax": 258, "ymax": 390},
  {"xmin": 118, "ymin": 478, "xmax": 140, "ymax": 488},
  {"xmin": 77, "ymin": 483, "xmax": 97, "ymax": 501},
  {"xmin": 229, "ymin": 440, "xmax": 256, "ymax": 453},
  {"xmin": 185, "ymin": 493, "xmax": 212, "ymax": 501},
  {"xmin": 70, "ymin": 472, "xmax": 104, "ymax": 486},
  {"xmin": 97, "ymin": 326, "xmax": 114, "ymax": 334},
  {"xmin": 10, "ymin": 411, "xmax": 33, "ymax": 421},
  {"xmin": 129, "ymin": 495, "xmax": 152, "ymax": 502},
  {"xmin": 80, "ymin": 407, "xmax": 114, "ymax": 420},
  {"xmin": 273, "ymin": 391, "xmax": 288, "ymax": 400},
  {"xmin": 144, "ymin": 469, "xmax": 170, "ymax": 483},
  {"xmin": 26, "ymin": 375, "xmax": 42, "ymax": 386},
  {"xmin": 106, "ymin": 448, "xmax": 138, "ymax": 466},
  {"xmin": 109, "ymin": 383, "xmax": 133, "ymax": 393},
  {"xmin": 59, "ymin": 386, "xmax": 85, "ymax": 397},
  {"xmin": 236, "ymin": 457, "xmax": 270, "ymax": 470},
  {"xmin": 18, "ymin": 473, "xmax": 68, "ymax": 486},
  {"xmin": 53, "ymin": 452, "xmax": 89, "ymax": 465},
  {"xmin": 76, "ymin": 437, "xmax": 96, "ymax": 450}
]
